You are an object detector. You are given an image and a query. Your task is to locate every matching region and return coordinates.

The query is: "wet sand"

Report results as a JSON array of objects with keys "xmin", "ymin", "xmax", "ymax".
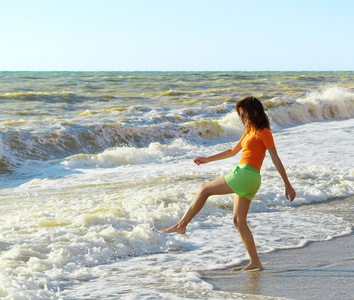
[{"xmin": 201, "ymin": 233, "xmax": 354, "ymax": 299}]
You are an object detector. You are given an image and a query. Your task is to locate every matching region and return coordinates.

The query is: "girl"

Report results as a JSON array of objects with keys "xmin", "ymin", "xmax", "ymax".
[{"xmin": 161, "ymin": 96, "xmax": 296, "ymax": 270}]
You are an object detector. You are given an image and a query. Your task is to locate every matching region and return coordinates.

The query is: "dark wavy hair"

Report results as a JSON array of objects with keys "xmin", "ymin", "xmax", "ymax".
[{"xmin": 236, "ymin": 96, "xmax": 270, "ymax": 131}]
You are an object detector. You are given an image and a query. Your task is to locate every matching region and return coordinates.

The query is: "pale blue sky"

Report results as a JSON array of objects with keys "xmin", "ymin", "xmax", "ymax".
[{"xmin": 1, "ymin": 0, "xmax": 353, "ymax": 71}]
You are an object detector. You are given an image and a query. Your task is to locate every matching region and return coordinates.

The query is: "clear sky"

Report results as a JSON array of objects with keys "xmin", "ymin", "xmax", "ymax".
[{"xmin": 1, "ymin": 0, "xmax": 353, "ymax": 71}]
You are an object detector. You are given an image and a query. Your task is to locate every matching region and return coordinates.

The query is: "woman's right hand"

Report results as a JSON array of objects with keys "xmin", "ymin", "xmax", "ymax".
[{"xmin": 194, "ymin": 157, "xmax": 209, "ymax": 165}]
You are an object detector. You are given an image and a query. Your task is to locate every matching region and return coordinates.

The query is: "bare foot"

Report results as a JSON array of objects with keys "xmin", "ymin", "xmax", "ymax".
[
  {"xmin": 241, "ymin": 262, "xmax": 263, "ymax": 271},
  {"xmin": 160, "ymin": 224, "xmax": 186, "ymax": 234}
]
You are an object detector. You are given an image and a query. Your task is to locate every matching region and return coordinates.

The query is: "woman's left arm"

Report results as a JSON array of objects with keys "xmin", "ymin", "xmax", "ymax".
[{"xmin": 268, "ymin": 147, "xmax": 296, "ymax": 202}]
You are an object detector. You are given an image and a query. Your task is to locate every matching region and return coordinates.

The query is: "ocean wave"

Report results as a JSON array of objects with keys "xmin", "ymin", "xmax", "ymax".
[
  {"xmin": 188, "ymin": 86, "xmax": 354, "ymax": 138},
  {"xmin": 79, "ymin": 107, "xmax": 126, "ymax": 116},
  {"xmin": 265, "ymin": 86, "xmax": 354, "ymax": 127},
  {"xmin": 1, "ymin": 86, "xmax": 353, "ymax": 174},
  {"xmin": 170, "ymin": 86, "xmax": 354, "ymax": 139},
  {"xmin": 0, "ymin": 123, "xmax": 179, "ymax": 173},
  {"xmin": 160, "ymin": 89, "xmax": 203, "ymax": 96},
  {"xmin": 0, "ymin": 91, "xmax": 111, "ymax": 103},
  {"xmin": 63, "ymin": 139, "xmax": 197, "ymax": 168}
]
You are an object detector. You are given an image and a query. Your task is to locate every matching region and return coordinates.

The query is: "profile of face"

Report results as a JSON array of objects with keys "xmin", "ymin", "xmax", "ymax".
[{"xmin": 238, "ymin": 108, "xmax": 249, "ymax": 127}]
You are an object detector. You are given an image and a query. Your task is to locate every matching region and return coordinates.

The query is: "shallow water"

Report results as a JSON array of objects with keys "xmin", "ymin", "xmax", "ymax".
[{"xmin": 0, "ymin": 71, "xmax": 353, "ymax": 299}]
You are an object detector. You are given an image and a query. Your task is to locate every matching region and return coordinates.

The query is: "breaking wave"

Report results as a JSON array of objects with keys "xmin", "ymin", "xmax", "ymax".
[{"xmin": 0, "ymin": 86, "xmax": 353, "ymax": 173}]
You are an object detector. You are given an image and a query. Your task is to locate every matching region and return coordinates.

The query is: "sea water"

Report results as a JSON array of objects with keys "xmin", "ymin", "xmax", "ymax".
[{"xmin": 0, "ymin": 72, "xmax": 353, "ymax": 299}]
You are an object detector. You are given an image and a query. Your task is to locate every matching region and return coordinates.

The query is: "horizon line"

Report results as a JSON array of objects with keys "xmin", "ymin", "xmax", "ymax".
[{"xmin": 1, "ymin": 70, "xmax": 353, "ymax": 73}]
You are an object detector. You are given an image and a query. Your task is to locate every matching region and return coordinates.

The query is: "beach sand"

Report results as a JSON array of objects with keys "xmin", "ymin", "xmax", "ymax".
[{"xmin": 201, "ymin": 233, "xmax": 353, "ymax": 299}]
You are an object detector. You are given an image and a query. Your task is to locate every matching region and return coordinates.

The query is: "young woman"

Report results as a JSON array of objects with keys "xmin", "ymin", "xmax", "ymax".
[{"xmin": 161, "ymin": 96, "xmax": 296, "ymax": 271}]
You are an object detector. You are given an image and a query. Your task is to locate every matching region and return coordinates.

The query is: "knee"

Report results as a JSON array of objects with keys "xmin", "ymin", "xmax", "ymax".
[
  {"xmin": 233, "ymin": 217, "xmax": 247, "ymax": 232},
  {"xmin": 199, "ymin": 183, "xmax": 212, "ymax": 197}
]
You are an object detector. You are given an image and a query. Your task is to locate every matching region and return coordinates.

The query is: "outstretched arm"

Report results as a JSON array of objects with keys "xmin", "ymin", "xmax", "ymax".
[
  {"xmin": 268, "ymin": 147, "xmax": 296, "ymax": 202},
  {"xmin": 194, "ymin": 140, "xmax": 242, "ymax": 165}
]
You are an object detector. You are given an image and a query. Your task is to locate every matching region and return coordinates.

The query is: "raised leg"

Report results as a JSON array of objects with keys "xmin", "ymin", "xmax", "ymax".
[{"xmin": 160, "ymin": 177, "xmax": 233, "ymax": 234}]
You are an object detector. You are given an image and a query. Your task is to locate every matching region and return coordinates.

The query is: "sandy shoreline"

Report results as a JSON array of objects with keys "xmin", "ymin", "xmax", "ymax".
[{"xmin": 201, "ymin": 232, "xmax": 354, "ymax": 299}]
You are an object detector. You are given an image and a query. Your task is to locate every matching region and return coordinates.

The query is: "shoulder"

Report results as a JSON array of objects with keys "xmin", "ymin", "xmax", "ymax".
[
  {"xmin": 260, "ymin": 128, "xmax": 271, "ymax": 133},
  {"xmin": 259, "ymin": 128, "xmax": 275, "ymax": 147},
  {"xmin": 259, "ymin": 128, "xmax": 273, "ymax": 137}
]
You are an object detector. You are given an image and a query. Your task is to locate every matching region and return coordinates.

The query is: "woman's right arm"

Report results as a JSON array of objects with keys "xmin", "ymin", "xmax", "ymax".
[{"xmin": 194, "ymin": 140, "xmax": 242, "ymax": 165}]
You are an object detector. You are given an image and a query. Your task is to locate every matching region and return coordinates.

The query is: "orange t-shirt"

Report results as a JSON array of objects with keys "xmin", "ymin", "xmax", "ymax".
[{"xmin": 239, "ymin": 128, "xmax": 275, "ymax": 171}]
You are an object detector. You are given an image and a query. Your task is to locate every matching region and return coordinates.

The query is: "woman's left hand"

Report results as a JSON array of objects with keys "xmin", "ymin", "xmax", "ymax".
[{"xmin": 285, "ymin": 184, "xmax": 296, "ymax": 202}]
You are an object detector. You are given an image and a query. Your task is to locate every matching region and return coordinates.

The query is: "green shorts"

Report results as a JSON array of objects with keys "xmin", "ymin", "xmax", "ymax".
[{"xmin": 224, "ymin": 164, "xmax": 261, "ymax": 200}]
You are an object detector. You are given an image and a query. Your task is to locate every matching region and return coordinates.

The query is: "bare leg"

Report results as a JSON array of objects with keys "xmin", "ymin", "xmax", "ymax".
[
  {"xmin": 160, "ymin": 177, "xmax": 233, "ymax": 234},
  {"xmin": 233, "ymin": 195, "xmax": 263, "ymax": 271}
]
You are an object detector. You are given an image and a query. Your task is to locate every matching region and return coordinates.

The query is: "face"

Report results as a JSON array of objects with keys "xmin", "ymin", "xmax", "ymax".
[{"xmin": 238, "ymin": 108, "xmax": 249, "ymax": 127}]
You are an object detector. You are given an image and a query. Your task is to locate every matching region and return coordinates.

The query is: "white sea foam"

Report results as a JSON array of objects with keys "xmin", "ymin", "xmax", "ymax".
[
  {"xmin": 62, "ymin": 139, "xmax": 199, "ymax": 168},
  {"xmin": 0, "ymin": 72, "xmax": 353, "ymax": 299},
  {"xmin": 1, "ymin": 119, "xmax": 353, "ymax": 298}
]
